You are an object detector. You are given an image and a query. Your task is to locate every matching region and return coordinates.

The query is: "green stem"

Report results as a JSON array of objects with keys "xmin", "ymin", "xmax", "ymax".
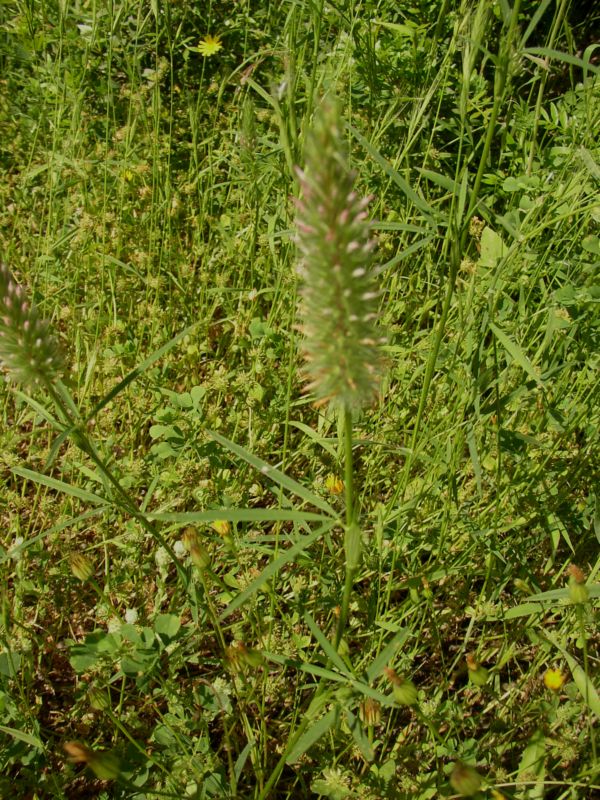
[
  {"xmin": 577, "ymin": 605, "xmax": 597, "ymax": 763},
  {"xmin": 334, "ymin": 406, "xmax": 357, "ymax": 649},
  {"xmin": 260, "ymin": 408, "xmax": 356, "ymax": 797},
  {"xmin": 464, "ymin": 0, "xmax": 522, "ymax": 231},
  {"xmin": 343, "ymin": 405, "xmax": 355, "ymax": 530},
  {"xmin": 525, "ymin": 0, "xmax": 568, "ymax": 175},
  {"xmin": 257, "ymin": 684, "xmax": 330, "ymax": 800},
  {"xmin": 43, "ymin": 379, "xmax": 187, "ymax": 585}
]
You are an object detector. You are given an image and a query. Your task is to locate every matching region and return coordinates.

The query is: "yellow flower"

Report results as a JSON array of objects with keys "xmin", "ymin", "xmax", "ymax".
[
  {"xmin": 198, "ymin": 34, "xmax": 222, "ymax": 57},
  {"xmin": 212, "ymin": 520, "xmax": 231, "ymax": 537},
  {"xmin": 544, "ymin": 668, "xmax": 565, "ymax": 692},
  {"xmin": 325, "ymin": 474, "xmax": 344, "ymax": 495}
]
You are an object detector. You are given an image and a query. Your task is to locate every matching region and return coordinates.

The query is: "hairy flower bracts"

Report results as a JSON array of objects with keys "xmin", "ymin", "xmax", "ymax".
[
  {"xmin": 294, "ymin": 102, "xmax": 384, "ymax": 410},
  {"xmin": 0, "ymin": 261, "xmax": 63, "ymax": 386}
]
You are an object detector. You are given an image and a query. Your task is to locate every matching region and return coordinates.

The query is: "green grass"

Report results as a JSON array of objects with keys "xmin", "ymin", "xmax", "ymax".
[{"xmin": 0, "ymin": 1, "xmax": 599, "ymax": 798}]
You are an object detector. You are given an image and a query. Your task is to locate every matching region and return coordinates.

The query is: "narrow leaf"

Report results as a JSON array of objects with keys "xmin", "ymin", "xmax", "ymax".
[
  {"xmin": 546, "ymin": 634, "xmax": 600, "ymax": 719},
  {"xmin": 208, "ymin": 430, "xmax": 337, "ymax": 517},
  {"xmin": 264, "ymin": 652, "xmax": 394, "ymax": 706},
  {"xmin": 518, "ymin": 729, "xmax": 545, "ymax": 800},
  {"xmin": 219, "ymin": 523, "xmax": 332, "ymax": 620},
  {"xmin": 286, "ymin": 708, "xmax": 337, "ymax": 764},
  {"xmin": 303, "ymin": 610, "xmax": 350, "ymax": 675},
  {"xmin": 520, "ymin": 0, "xmax": 554, "ymax": 47},
  {"xmin": 366, "ymin": 628, "xmax": 410, "ymax": 682},
  {"xmin": 489, "ymin": 322, "xmax": 543, "ymax": 385},
  {"xmin": 87, "ymin": 323, "xmax": 199, "ymax": 422},
  {"xmin": 12, "ymin": 467, "xmax": 106, "ymax": 505},
  {"xmin": 377, "ymin": 235, "xmax": 435, "ymax": 275},
  {"xmin": 234, "ymin": 739, "xmax": 255, "ymax": 782},
  {"xmin": 0, "ymin": 507, "xmax": 109, "ymax": 564},
  {"xmin": 0, "ymin": 724, "xmax": 44, "ymax": 749},
  {"xmin": 148, "ymin": 508, "xmax": 326, "ymax": 524},
  {"xmin": 346, "ymin": 707, "xmax": 374, "ymax": 762},
  {"xmin": 289, "ymin": 420, "xmax": 338, "ymax": 459},
  {"xmin": 524, "ymin": 47, "xmax": 600, "ymax": 75},
  {"xmin": 348, "ymin": 125, "xmax": 439, "ymax": 224}
]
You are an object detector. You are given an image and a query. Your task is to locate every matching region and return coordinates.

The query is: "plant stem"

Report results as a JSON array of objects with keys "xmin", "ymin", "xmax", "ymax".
[
  {"xmin": 334, "ymin": 405, "xmax": 356, "ymax": 650},
  {"xmin": 257, "ymin": 684, "xmax": 330, "ymax": 800},
  {"xmin": 261, "ymin": 407, "xmax": 356, "ymax": 797},
  {"xmin": 42, "ymin": 379, "xmax": 187, "ymax": 584},
  {"xmin": 577, "ymin": 605, "xmax": 597, "ymax": 763}
]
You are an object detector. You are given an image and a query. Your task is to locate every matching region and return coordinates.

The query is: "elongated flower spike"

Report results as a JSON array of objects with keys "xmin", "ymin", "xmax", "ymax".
[
  {"xmin": 0, "ymin": 261, "xmax": 64, "ymax": 387},
  {"xmin": 294, "ymin": 100, "xmax": 385, "ymax": 410}
]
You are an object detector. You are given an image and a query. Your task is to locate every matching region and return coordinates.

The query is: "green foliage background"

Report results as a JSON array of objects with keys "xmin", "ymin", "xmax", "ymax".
[{"xmin": 0, "ymin": 0, "xmax": 598, "ymax": 797}]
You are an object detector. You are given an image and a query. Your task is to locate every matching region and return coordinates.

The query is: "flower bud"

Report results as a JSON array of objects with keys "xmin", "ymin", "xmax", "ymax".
[
  {"xmin": 325, "ymin": 474, "xmax": 344, "ymax": 495},
  {"xmin": 449, "ymin": 762, "xmax": 482, "ymax": 796},
  {"xmin": 543, "ymin": 667, "xmax": 565, "ymax": 692},
  {"xmin": 225, "ymin": 641, "xmax": 264, "ymax": 672},
  {"xmin": 182, "ymin": 526, "xmax": 211, "ymax": 569},
  {"xmin": 212, "ymin": 520, "xmax": 231, "ymax": 537},
  {"xmin": 337, "ymin": 637, "xmax": 350, "ymax": 658},
  {"xmin": 190, "ymin": 542, "xmax": 211, "ymax": 570},
  {"xmin": 359, "ymin": 697, "xmax": 381, "ymax": 727},
  {"xmin": 88, "ymin": 688, "xmax": 111, "ymax": 712},
  {"xmin": 64, "ymin": 741, "xmax": 121, "ymax": 781},
  {"xmin": 87, "ymin": 750, "xmax": 122, "ymax": 780},
  {"xmin": 384, "ymin": 667, "xmax": 418, "ymax": 706},
  {"xmin": 567, "ymin": 565, "xmax": 589, "ymax": 604},
  {"xmin": 466, "ymin": 654, "xmax": 489, "ymax": 687},
  {"xmin": 69, "ymin": 553, "xmax": 94, "ymax": 582}
]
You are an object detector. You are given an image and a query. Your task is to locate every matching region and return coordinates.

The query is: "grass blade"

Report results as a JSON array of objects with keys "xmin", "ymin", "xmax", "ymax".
[
  {"xmin": 147, "ymin": 508, "xmax": 327, "ymax": 524},
  {"xmin": 286, "ymin": 708, "xmax": 337, "ymax": 764},
  {"xmin": 12, "ymin": 466, "xmax": 106, "ymax": 505},
  {"xmin": 366, "ymin": 628, "xmax": 411, "ymax": 682},
  {"xmin": 348, "ymin": 124, "xmax": 440, "ymax": 225},
  {"xmin": 303, "ymin": 610, "xmax": 350, "ymax": 674},
  {"xmin": 546, "ymin": 633, "xmax": 600, "ymax": 719},
  {"xmin": 219, "ymin": 522, "xmax": 333, "ymax": 620},
  {"xmin": 87, "ymin": 323, "xmax": 199, "ymax": 422},
  {"xmin": 345, "ymin": 707, "xmax": 374, "ymax": 762},
  {"xmin": 489, "ymin": 322, "xmax": 543, "ymax": 386},
  {"xmin": 524, "ymin": 47, "xmax": 600, "ymax": 76},
  {"xmin": 0, "ymin": 724, "xmax": 44, "ymax": 750},
  {"xmin": 208, "ymin": 430, "xmax": 337, "ymax": 517}
]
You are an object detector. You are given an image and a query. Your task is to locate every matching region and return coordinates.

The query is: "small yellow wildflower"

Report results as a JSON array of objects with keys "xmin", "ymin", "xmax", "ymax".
[
  {"xmin": 198, "ymin": 34, "xmax": 222, "ymax": 57},
  {"xmin": 212, "ymin": 520, "xmax": 231, "ymax": 537},
  {"xmin": 544, "ymin": 668, "xmax": 565, "ymax": 692},
  {"xmin": 325, "ymin": 474, "xmax": 344, "ymax": 495}
]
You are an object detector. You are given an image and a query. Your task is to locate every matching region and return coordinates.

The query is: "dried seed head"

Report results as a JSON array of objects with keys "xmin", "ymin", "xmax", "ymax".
[
  {"xmin": 295, "ymin": 100, "xmax": 386, "ymax": 410},
  {"xmin": 0, "ymin": 262, "xmax": 64, "ymax": 387},
  {"xmin": 69, "ymin": 553, "xmax": 94, "ymax": 582}
]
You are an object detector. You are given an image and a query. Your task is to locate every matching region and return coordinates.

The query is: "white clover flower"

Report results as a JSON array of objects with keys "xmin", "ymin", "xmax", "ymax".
[
  {"xmin": 173, "ymin": 540, "xmax": 187, "ymax": 559},
  {"xmin": 155, "ymin": 546, "xmax": 170, "ymax": 569},
  {"xmin": 124, "ymin": 608, "xmax": 138, "ymax": 625},
  {"xmin": 9, "ymin": 536, "xmax": 24, "ymax": 562},
  {"xmin": 107, "ymin": 617, "xmax": 122, "ymax": 633}
]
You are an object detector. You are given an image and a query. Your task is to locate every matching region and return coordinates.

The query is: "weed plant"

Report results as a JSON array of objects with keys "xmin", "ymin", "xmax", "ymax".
[{"xmin": 0, "ymin": 1, "xmax": 599, "ymax": 798}]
